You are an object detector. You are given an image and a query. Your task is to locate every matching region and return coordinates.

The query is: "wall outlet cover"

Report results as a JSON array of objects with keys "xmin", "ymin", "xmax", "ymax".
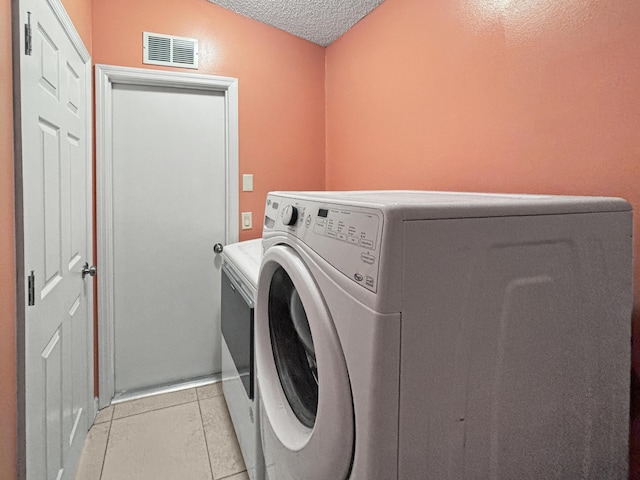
[{"xmin": 241, "ymin": 212, "xmax": 252, "ymax": 230}]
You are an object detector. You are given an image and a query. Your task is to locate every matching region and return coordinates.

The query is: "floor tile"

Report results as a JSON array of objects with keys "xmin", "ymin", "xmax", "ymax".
[
  {"xmin": 102, "ymin": 402, "xmax": 213, "ymax": 480},
  {"xmin": 94, "ymin": 405, "xmax": 114, "ymax": 424},
  {"xmin": 73, "ymin": 422, "xmax": 110, "ymax": 480},
  {"xmin": 112, "ymin": 388, "xmax": 197, "ymax": 420},
  {"xmin": 197, "ymin": 382, "xmax": 223, "ymax": 401},
  {"xmin": 200, "ymin": 395, "xmax": 246, "ymax": 479}
]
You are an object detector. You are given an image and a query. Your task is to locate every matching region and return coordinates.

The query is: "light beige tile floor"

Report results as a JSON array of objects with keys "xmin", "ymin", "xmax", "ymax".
[{"xmin": 74, "ymin": 383, "xmax": 248, "ymax": 480}]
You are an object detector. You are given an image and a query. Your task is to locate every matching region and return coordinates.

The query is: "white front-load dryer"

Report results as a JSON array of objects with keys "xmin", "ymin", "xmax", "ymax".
[{"xmin": 256, "ymin": 190, "xmax": 633, "ymax": 480}]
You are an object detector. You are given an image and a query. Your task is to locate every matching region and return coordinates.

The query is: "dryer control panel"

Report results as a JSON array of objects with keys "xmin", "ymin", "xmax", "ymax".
[{"xmin": 264, "ymin": 194, "xmax": 383, "ymax": 293}]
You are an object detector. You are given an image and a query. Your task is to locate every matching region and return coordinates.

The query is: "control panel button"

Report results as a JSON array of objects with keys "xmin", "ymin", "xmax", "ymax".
[
  {"xmin": 264, "ymin": 216, "xmax": 275, "ymax": 229},
  {"xmin": 305, "ymin": 215, "xmax": 312, "ymax": 227},
  {"xmin": 337, "ymin": 233, "xmax": 347, "ymax": 242},
  {"xmin": 314, "ymin": 222, "xmax": 326, "ymax": 235},
  {"xmin": 365, "ymin": 276, "xmax": 374, "ymax": 287},
  {"xmin": 347, "ymin": 236, "xmax": 358, "ymax": 245},
  {"xmin": 327, "ymin": 230, "xmax": 337, "ymax": 239},
  {"xmin": 360, "ymin": 238, "xmax": 374, "ymax": 249},
  {"xmin": 354, "ymin": 273, "xmax": 363, "ymax": 282},
  {"xmin": 282, "ymin": 205, "xmax": 298, "ymax": 226},
  {"xmin": 361, "ymin": 253, "xmax": 375, "ymax": 265}
]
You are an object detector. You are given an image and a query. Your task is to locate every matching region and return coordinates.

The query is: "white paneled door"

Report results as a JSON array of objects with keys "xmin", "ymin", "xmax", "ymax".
[
  {"xmin": 18, "ymin": 0, "xmax": 93, "ymax": 479},
  {"xmin": 110, "ymin": 83, "xmax": 228, "ymax": 395}
]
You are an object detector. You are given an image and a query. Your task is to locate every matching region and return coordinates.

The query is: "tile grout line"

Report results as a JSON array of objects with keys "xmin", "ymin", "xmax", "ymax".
[
  {"xmin": 110, "ymin": 388, "xmax": 200, "ymax": 419},
  {"xmin": 197, "ymin": 394, "xmax": 217, "ymax": 480},
  {"xmin": 98, "ymin": 416, "xmax": 113, "ymax": 480},
  {"xmin": 218, "ymin": 470, "xmax": 249, "ymax": 480},
  {"xmin": 111, "ymin": 398, "xmax": 200, "ymax": 422}
]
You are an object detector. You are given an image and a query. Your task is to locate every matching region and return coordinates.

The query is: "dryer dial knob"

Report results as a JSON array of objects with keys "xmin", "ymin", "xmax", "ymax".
[{"xmin": 282, "ymin": 205, "xmax": 298, "ymax": 226}]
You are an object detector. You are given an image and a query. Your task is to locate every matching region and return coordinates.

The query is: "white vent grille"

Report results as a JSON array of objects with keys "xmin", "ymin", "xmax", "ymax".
[{"xmin": 143, "ymin": 32, "xmax": 199, "ymax": 69}]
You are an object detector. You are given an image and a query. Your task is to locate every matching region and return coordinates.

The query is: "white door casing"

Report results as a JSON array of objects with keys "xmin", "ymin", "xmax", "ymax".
[
  {"xmin": 95, "ymin": 65, "xmax": 239, "ymax": 407},
  {"xmin": 17, "ymin": 0, "xmax": 94, "ymax": 478}
]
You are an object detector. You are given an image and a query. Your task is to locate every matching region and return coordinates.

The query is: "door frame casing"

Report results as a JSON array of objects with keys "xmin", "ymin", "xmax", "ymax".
[
  {"xmin": 14, "ymin": 0, "xmax": 94, "ymax": 477},
  {"xmin": 95, "ymin": 64, "xmax": 240, "ymax": 408}
]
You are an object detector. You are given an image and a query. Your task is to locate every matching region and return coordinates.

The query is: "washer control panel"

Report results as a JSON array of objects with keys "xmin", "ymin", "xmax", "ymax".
[{"xmin": 264, "ymin": 195, "xmax": 383, "ymax": 293}]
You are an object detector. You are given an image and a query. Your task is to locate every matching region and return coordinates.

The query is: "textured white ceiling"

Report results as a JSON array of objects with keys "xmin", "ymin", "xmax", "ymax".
[{"xmin": 207, "ymin": 0, "xmax": 386, "ymax": 46}]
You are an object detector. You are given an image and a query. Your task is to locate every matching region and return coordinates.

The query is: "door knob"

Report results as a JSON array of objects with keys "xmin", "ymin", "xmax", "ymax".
[
  {"xmin": 213, "ymin": 243, "xmax": 224, "ymax": 254},
  {"xmin": 82, "ymin": 262, "xmax": 97, "ymax": 279}
]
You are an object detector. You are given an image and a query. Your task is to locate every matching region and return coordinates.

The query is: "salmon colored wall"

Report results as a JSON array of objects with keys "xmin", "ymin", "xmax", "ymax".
[
  {"xmin": 61, "ymin": 0, "xmax": 93, "ymax": 51},
  {"xmin": 92, "ymin": 0, "xmax": 326, "ymax": 242},
  {"xmin": 0, "ymin": 0, "xmax": 16, "ymax": 476},
  {"xmin": 326, "ymin": 0, "xmax": 640, "ymax": 359},
  {"xmin": 326, "ymin": 0, "xmax": 640, "ymax": 472}
]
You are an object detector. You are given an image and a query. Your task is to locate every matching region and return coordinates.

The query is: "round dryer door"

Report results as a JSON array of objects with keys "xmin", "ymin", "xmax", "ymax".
[{"xmin": 256, "ymin": 245, "xmax": 354, "ymax": 480}]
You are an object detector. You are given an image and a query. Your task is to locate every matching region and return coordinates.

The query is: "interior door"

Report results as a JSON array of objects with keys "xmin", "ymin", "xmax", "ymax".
[
  {"xmin": 18, "ymin": 0, "xmax": 93, "ymax": 478},
  {"xmin": 111, "ymin": 84, "xmax": 227, "ymax": 395}
]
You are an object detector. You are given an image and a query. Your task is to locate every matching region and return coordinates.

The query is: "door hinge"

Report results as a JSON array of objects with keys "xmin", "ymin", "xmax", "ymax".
[
  {"xmin": 24, "ymin": 12, "xmax": 32, "ymax": 56},
  {"xmin": 27, "ymin": 271, "xmax": 35, "ymax": 306}
]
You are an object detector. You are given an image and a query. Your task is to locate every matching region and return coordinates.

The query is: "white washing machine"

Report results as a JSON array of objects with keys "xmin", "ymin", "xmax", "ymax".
[
  {"xmin": 221, "ymin": 239, "xmax": 264, "ymax": 480},
  {"xmin": 255, "ymin": 191, "xmax": 633, "ymax": 480}
]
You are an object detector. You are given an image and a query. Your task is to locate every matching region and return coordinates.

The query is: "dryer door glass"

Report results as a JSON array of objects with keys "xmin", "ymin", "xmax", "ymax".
[{"xmin": 268, "ymin": 266, "xmax": 318, "ymax": 428}]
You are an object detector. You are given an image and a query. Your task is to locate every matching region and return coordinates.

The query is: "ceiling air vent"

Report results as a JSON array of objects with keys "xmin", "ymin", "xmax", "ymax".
[{"xmin": 143, "ymin": 32, "xmax": 199, "ymax": 69}]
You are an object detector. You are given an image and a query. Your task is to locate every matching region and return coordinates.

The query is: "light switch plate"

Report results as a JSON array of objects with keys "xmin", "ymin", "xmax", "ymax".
[
  {"xmin": 241, "ymin": 212, "xmax": 252, "ymax": 230},
  {"xmin": 242, "ymin": 174, "xmax": 254, "ymax": 192}
]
